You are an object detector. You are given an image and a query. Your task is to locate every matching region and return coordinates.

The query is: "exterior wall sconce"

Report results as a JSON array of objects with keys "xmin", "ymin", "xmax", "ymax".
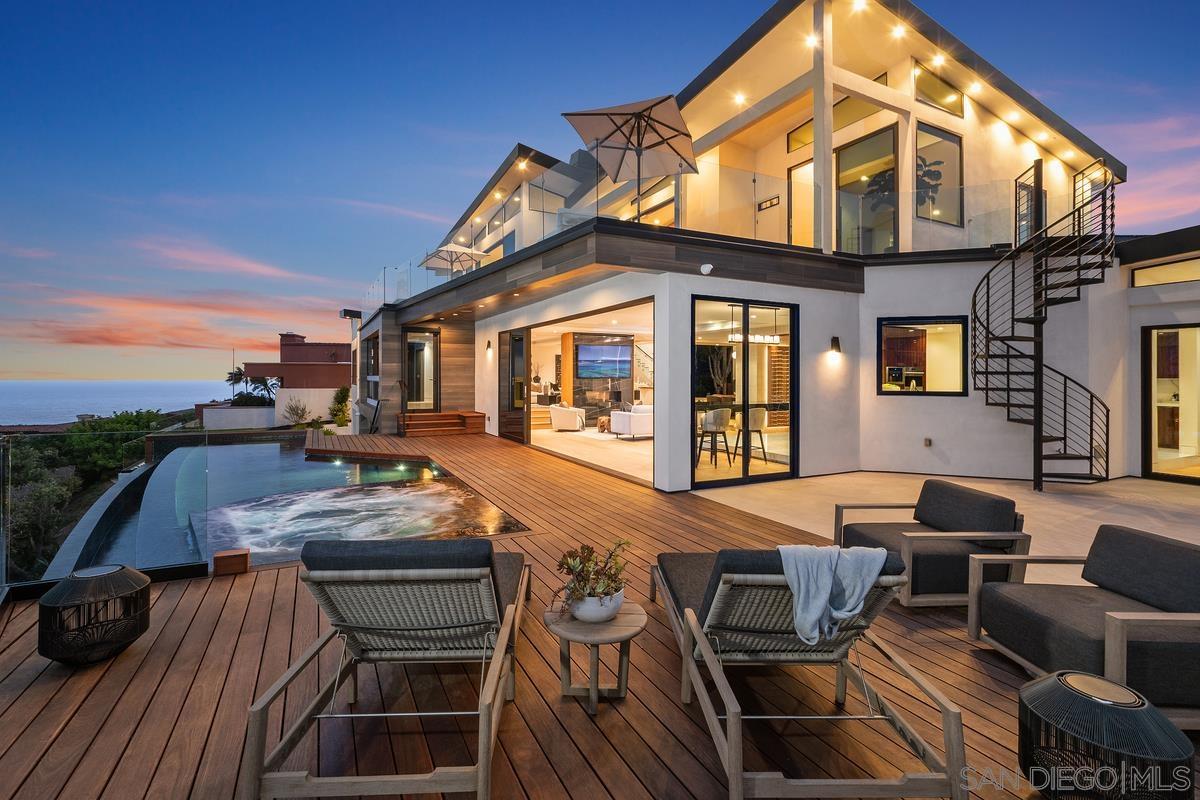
[
  {"xmin": 830, "ymin": 336, "xmax": 842, "ymax": 353},
  {"xmin": 486, "ymin": 339, "xmax": 493, "ymax": 354}
]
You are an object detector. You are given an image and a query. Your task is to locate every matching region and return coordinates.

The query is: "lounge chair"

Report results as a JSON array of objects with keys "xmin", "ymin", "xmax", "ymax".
[
  {"xmin": 968, "ymin": 524, "xmax": 1200, "ymax": 730},
  {"xmin": 237, "ymin": 539, "xmax": 530, "ymax": 800},
  {"xmin": 835, "ymin": 479, "xmax": 1028, "ymax": 607},
  {"xmin": 651, "ymin": 549, "xmax": 967, "ymax": 800}
]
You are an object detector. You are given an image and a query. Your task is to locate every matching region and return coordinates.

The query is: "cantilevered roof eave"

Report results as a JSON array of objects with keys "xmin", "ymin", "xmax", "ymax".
[
  {"xmin": 676, "ymin": 0, "xmax": 1127, "ymax": 182},
  {"xmin": 437, "ymin": 144, "xmax": 563, "ymax": 248}
]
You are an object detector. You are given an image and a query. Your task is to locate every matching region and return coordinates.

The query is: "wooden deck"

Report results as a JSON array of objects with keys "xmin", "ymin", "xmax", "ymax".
[{"xmin": 0, "ymin": 432, "xmax": 1182, "ymax": 799}]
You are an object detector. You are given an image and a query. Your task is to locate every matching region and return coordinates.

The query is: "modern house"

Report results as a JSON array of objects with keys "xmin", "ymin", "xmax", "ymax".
[
  {"xmin": 202, "ymin": 332, "xmax": 352, "ymax": 429},
  {"xmin": 348, "ymin": 0, "xmax": 1197, "ymax": 495}
]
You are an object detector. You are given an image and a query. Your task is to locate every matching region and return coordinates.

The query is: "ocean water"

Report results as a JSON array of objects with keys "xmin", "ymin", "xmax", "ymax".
[{"xmin": 0, "ymin": 380, "xmax": 233, "ymax": 424}]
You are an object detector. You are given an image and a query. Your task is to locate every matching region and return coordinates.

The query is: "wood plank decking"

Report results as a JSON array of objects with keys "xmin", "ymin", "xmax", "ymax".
[{"xmin": 0, "ymin": 432, "xmax": 1179, "ymax": 799}]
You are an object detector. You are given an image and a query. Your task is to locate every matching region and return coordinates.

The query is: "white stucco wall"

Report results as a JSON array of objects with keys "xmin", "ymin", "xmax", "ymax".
[
  {"xmin": 202, "ymin": 406, "xmax": 276, "ymax": 431},
  {"xmin": 276, "ymin": 387, "xmax": 340, "ymax": 427}
]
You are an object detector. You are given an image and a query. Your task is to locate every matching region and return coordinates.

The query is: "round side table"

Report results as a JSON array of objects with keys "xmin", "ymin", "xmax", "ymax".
[{"xmin": 543, "ymin": 602, "xmax": 647, "ymax": 715}]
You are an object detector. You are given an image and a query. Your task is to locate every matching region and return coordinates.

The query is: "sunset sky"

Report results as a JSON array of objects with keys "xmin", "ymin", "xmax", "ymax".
[{"xmin": 3, "ymin": 1, "xmax": 1197, "ymax": 380}]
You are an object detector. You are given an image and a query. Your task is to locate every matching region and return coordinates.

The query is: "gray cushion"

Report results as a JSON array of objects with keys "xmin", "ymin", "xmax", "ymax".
[
  {"xmin": 300, "ymin": 538, "xmax": 523, "ymax": 613},
  {"xmin": 914, "ymin": 480, "xmax": 1018, "ymax": 546},
  {"xmin": 980, "ymin": 583, "xmax": 1200, "ymax": 708},
  {"xmin": 841, "ymin": 522, "xmax": 1011, "ymax": 596},
  {"xmin": 1083, "ymin": 525, "xmax": 1200, "ymax": 613},
  {"xmin": 657, "ymin": 548, "xmax": 904, "ymax": 624}
]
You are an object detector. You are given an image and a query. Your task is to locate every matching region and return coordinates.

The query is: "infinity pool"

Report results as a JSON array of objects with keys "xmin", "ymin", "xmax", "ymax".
[{"xmin": 93, "ymin": 439, "xmax": 526, "ymax": 568}]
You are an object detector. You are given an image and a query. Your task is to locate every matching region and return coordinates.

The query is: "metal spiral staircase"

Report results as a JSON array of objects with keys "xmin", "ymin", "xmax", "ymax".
[{"xmin": 970, "ymin": 158, "xmax": 1116, "ymax": 490}]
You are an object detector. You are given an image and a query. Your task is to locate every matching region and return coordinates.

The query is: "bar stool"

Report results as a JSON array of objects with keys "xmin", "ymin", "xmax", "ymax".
[{"xmin": 696, "ymin": 408, "xmax": 732, "ymax": 467}]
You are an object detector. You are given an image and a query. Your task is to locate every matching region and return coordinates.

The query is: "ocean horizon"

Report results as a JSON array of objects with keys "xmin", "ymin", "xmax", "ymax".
[{"xmin": 0, "ymin": 380, "xmax": 234, "ymax": 425}]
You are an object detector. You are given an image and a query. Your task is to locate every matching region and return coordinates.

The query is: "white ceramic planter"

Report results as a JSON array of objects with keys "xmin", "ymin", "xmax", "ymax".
[{"xmin": 570, "ymin": 589, "xmax": 625, "ymax": 623}]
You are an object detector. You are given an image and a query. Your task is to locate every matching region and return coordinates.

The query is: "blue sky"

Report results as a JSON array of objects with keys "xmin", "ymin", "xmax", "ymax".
[{"xmin": 1, "ymin": 1, "xmax": 1197, "ymax": 379}]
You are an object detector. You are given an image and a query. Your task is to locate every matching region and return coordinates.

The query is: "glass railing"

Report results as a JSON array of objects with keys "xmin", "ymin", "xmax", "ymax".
[{"xmin": 360, "ymin": 156, "xmax": 1046, "ymax": 315}]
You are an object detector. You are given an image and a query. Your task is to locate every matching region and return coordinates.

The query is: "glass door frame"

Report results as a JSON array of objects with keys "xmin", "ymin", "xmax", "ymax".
[
  {"xmin": 401, "ymin": 326, "xmax": 441, "ymax": 414},
  {"xmin": 690, "ymin": 295, "xmax": 800, "ymax": 489},
  {"xmin": 498, "ymin": 327, "xmax": 530, "ymax": 444},
  {"xmin": 1141, "ymin": 323, "xmax": 1200, "ymax": 485}
]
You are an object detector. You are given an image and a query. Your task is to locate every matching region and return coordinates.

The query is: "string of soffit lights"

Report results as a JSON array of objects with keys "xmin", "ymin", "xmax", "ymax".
[{"xmin": 724, "ymin": 0, "xmax": 1077, "ymax": 166}]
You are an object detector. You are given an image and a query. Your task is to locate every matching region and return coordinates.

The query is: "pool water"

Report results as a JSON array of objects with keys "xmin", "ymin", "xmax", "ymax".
[{"xmin": 96, "ymin": 440, "xmax": 526, "ymax": 568}]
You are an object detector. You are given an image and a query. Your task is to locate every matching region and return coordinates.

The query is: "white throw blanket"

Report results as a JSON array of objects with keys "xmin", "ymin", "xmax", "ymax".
[{"xmin": 777, "ymin": 545, "xmax": 888, "ymax": 645}]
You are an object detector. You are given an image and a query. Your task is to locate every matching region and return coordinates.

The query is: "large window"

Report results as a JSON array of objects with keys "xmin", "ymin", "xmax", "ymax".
[
  {"xmin": 877, "ymin": 317, "xmax": 967, "ymax": 395},
  {"xmin": 1143, "ymin": 325, "xmax": 1200, "ymax": 483},
  {"xmin": 914, "ymin": 63, "xmax": 964, "ymax": 117},
  {"xmin": 787, "ymin": 73, "xmax": 887, "ymax": 152},
  {"xmin": 837, "ymin": 126, "xmax": 897, "ymax": 254},
  {"xmin": 915, "ymin": 123, "xmax": 963, "ymax": 226}
]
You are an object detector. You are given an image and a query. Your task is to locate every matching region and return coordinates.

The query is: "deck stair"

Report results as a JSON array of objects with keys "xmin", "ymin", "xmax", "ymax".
[
  {"xmin": 398, "ymin": 411, "xmax": 485, "ymax": 437},
  {"xmin": 530, "ymin": 406, "xmax": 552, "ymax": 431},
  {"xmin": 970, "ymin": 159, "xmax": 1115, "ymax": 490}
]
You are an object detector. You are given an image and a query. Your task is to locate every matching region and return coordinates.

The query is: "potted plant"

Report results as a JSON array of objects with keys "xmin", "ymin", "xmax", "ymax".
[{"xmin": 554, "ymin": 540, "xmax": 629, "ymax": 623}]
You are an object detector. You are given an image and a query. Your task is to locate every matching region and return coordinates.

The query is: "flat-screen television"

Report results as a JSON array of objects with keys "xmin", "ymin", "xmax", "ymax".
[{"xmin": 575, "ymin": 343, "xmax": 632, "ymax": 379}]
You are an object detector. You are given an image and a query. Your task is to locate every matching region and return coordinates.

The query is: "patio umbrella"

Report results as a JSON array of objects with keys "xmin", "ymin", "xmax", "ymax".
[
  {"xmin": 562, "ymin": 95, "xmax": 698, "ymax": 222},
  {"xmin": 420, "ymin": 243, "xmax": 489, "ymax": 276}
]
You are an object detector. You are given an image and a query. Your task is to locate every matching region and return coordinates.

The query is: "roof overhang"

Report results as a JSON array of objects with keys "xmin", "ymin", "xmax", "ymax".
[
  {"xmin": 676, "ymin": 0, "xmax": 1126, "ymax": 181},
  {"xmin": 437, "ymin": 143, "xmax": 563, "ymax": 248}
]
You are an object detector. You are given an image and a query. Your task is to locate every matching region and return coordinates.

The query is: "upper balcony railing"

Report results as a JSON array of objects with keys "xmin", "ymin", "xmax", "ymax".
[{"xmin": 361, "ymin": 157, "xmax": 1060, "ymax": 317}]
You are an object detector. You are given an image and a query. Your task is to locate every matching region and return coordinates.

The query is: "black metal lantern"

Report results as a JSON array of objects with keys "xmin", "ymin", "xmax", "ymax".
[
  {"xmin": 38, "ymin": 565, "xmax": 150, "ymax": 665},
  {"xmin": 1019, "ymin": 671, "xmax": 1194, "ymax": 799}
]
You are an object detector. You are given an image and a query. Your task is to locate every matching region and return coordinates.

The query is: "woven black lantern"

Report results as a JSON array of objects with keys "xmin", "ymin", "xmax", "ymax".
[
  {"xmin": 38, "ymin": 565, "xmax": 150, "ymax": 665},
  {"xmin": 1019, "ymin": 671, "xmax": 1194, "ymax": 800}
]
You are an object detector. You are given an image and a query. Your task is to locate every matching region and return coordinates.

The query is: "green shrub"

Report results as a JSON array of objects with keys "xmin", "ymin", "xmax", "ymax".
[{"xmin": 328, "ymin": 386, "xmax": 351, "ymax": 427}]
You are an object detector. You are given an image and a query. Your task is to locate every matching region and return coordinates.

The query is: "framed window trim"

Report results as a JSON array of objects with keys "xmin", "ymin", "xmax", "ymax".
[
  {"xmin": 835, "ymin": 123, "xmax": 900, "ymax": 255},
  {"xmin": 1130, "ymin": 256, "xmax": 1200, "ymax": 288},
  {"xmin": 875, "ymin": 315, "xmax": 969, "ymax": 397},
  {"xmin": 914, "ymin": 121, "xmax": 965, "ymax": 229},
  {"xmin": 786, "ymin": 160, "xmax": 814, "ymax": 247},
  {"xmin": 913, "ymin": 61, "xmax": 965, "ymax": 118}
]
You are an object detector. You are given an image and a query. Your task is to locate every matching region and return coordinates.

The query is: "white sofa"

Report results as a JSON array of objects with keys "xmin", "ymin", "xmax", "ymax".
[
  {"xmin": 549, "ymin": 405, "xmax": 585, "ymax": 431},
  {"xmin": 611, "ymin": 405, "xmax": 653, "ymax": 440}
]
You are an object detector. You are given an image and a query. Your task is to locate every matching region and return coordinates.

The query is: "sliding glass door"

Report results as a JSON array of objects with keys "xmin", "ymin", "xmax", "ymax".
[
  {"xmin": 1143, "ymin": 324, "xmax": 1200, "ymax": 483},
  {"xmin": 498, "ymin": 329, "xmax": 528, "ymax": 443},
  {"xmin": 692, "ymin": 297, "xmax": 797, "ymax": 487}
]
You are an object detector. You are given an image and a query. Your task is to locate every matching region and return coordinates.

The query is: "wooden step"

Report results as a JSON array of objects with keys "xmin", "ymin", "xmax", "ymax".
[{"xmin": 397, "ymin": 411, "xmax": 485, "ymax": 436}]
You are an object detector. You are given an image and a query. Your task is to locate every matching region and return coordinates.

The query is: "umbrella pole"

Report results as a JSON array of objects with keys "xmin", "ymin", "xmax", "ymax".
[{"xmin": 636, "ymin": 150, "xmax": 642, "ymax": 223}]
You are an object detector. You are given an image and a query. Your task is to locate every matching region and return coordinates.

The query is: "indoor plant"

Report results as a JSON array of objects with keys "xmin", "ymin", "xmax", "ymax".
[{"xmin": 555, "ymin": 540, "xmax": 629, "ymax": 623}]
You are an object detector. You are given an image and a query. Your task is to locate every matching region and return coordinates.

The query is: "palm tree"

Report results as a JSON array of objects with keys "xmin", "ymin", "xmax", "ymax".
[
  {"xmin": 225, "ymin": 367, "xmax": 246, "ymax": 400},
  {"xmin": 249, "ymin": 376, "xmax": 279, "ymax": 400}
]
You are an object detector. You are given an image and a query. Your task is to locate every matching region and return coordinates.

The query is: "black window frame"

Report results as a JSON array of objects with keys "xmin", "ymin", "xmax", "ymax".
[
  {"xmin": 913, "ymin": 62, "xmax": 964, "ymax": 118},
  {"xmin": 835, "ymin": 123, "xmax": 899, "ymax": 255},
  {"xmin": 875, "ymin": 315, "xmax": 969, "ymax": 397},
  {"xmin": 914, "ymin": 122, "xmax": 965, "ymax": 228}
]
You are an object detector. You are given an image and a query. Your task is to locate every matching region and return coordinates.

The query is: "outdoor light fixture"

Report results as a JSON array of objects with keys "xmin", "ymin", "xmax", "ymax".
[
  {"xmin": 733, "ymin": 92, "xmax": 746, "ymax": 106},
  {"xmin": 1036, "ymin": 131, "xmax": 1049, "ymax": 142},
  {"xmin": 968, "ymin": 81, "xmax": 982, "ymax": 94},
  {"xmin": 486, "ymin": 340, "xmax": 492, "ymax": 353},
  {"xmin": 931, "ymin": 53, "xmax": 945, "ymax": 67},
  {"xmin": 805, "ymin": 33, "xmax": 818, "ymax": 48},
  {"xmin": 851, "ymin": 0, "xmax": 867, "ymax": 11},
  {"xmin": 700, "ymin": 263, "xmax": 714, "ymax": 275},
  {"xmin": 891, "ymin": 24, "xmax": 905, "ymax": 38},
  {"xmin": 830, "ymin": 336, "xmax": 842, "ymax": 353}
]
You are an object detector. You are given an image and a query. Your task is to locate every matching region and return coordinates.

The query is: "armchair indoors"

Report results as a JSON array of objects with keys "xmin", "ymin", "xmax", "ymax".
[
  {"xmin": 549, "ymin": 404, "xmax": 585, "ymax": 431},
  {"xmin": 611, "ymin": 404, "xmax": 653, "ymax": 439},
  {"xmin": 969, "ymin": 524, "xmax": 1200, "ymax": 730},
  {"xmin": 834, "ymin": 479, "xmax": 1027, "ymax": 607}
]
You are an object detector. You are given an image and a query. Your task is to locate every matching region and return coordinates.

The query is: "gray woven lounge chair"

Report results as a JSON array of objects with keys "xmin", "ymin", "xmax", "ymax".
[
  {"xmin": 238, "ymin": 539, "xmax": 530, "ymax": 800},
  {"xmin": 651, "ymin": 549, "xmax": 966, "ymax": 800}
]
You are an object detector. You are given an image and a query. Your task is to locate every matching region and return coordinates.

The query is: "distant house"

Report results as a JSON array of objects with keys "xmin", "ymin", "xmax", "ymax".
[{"xmin": 202, "ymin": 332, "xmax": 352, "ymax": 430}]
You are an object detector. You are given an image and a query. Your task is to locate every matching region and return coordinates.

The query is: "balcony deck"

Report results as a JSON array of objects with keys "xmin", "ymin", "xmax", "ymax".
[{"xmin": 0, "ymin": 433, "xmax": 1177, "ymax": 799}]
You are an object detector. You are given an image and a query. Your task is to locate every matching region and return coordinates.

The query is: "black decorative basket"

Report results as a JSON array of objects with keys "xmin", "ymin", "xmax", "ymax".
[
  {"xmin": 1018, "ymin": 671, "xmax": 1194, "ymax": 800},
  {"xmin": 38, "ymin": 565, "xmax": 151, "ymax": 665}
]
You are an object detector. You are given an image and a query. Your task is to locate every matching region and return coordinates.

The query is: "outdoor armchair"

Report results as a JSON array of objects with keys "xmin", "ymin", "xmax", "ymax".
[
  {"xmin": 650, "ymin": 548, "xmax": 966, "ymax": 800},
  {"xmin": 238, "ymin": 538, "xmax": 531, "ymax": 800},
  {"xmin": 968, "ymin": 524, "xmax": 1200, "ymax": 730},
  {"xmin": 834, "ymin": 479, "xmax": 1028, "ymax": 607}
]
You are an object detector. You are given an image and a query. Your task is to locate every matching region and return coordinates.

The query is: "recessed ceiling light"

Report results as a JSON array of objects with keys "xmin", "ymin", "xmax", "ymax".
[
  {"xmin": 457, "ymin": 236, "xmax": 465, "ymax": 242},
  {"xmin": 891, "ymin": 24, "xmax": 906, "ymax": 38},
  {"xmin": 1006, "ymin": 111, "xmax": 1020, "ymax": 123},
  {"xmin": 493, "ymin": 191, "xmax": 503, "ymax": 200},
  {"xmin": 513, "ymin": 292, "xmax": 520, "ymax": 297},
  {"xmin": 452, "ymin": 312, "xmax": 459, "ymax": 316},
  {"xmin": 734, "ymin": 92, "xmax": 746, "ymax": 106},
  {"xmin": 478, "ymin": 304, "xmax": 485, "ymax": 308},
  {"xmin": 611, "ymin": 319, "xmax": 619, "ymax": 324},
  {"xmin": 851, "ymin": 0, "xmax": 868, "ymax": 10},
  {"xmin": 1063, "ymin": 149, "xmax": 1076, "ymax": 159},
  {"xmin": 1035, "ymin": 131, "xmax": 1049, "ymax": 142},
  {"xmin": 968, "ymin": 81, "xmax": 982, "ymax": 94},
  {"xmin": 518, "ymin": 159, "xmax": 527, "ymax": 170},
  {"xmin": 912, "ymin": 66, "xmax": 922, "ymax": 77},
  {"xmin": 474, "ymin": 216, "xmax": 482, "ymax": 224},
  {"xmin": 931, "ymin": 53, "xmax": 946, "ymax": 67},
  {"xmin": 805, "ymin": 33, "xmax": 818, "ymax": 48},
  {"xmin": 860, "ymin": 175, "xmax": 869, "ymax": 182}
]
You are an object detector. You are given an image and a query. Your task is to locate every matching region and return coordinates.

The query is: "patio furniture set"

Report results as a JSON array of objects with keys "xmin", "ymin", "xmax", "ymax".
[{"xmin": 41, "ymin": 479, "xmax": 1196, "ymax": 799}]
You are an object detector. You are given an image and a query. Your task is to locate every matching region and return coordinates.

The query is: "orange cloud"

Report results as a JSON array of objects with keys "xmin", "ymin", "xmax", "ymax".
[{"xmin": 130, "ymin": 236, "xmax": 343, "ymax": 285}]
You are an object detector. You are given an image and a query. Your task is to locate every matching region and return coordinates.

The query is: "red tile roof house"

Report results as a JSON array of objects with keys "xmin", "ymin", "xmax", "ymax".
[{"xmin": 199, "ymin": 333, "xmax": 352, "ymax": 429}]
